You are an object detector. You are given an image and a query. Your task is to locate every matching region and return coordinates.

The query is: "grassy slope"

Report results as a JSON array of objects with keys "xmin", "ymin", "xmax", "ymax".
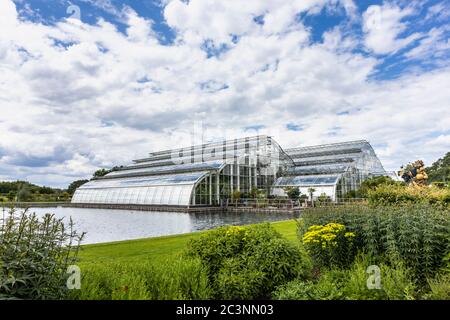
[{"xmin": 79, "ymin": 219, "xmax": 298, "ymax": 265}]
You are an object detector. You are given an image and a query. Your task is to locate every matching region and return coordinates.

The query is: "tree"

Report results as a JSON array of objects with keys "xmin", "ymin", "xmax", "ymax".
[
  {"xmin": 426, "ymin": 152, "xmax": 450, "ymax": 183},
  {"xmin": 17, "ymin": 186, "xmax": 32, "ymax": 202},
  {"xmin": 249, "ymin": 187, "xmax": 259, "ymax": 199},
  {"xmin": 93, "ymin": 168, "xmax": 111, "ymax": 178},
  {"xmin": 357, "ymin": 176, "xmax": 397, "ymax": 198},
  {"xmin": 67, "ymin": 180, "xmax": 89, "ymax": 195},
  {"xmin": 7, "ymin": 191, "xmax": 16, "ymax": 201},
  {"xmin": 317, "ymin": 192, "xmax": 331, "ymax": 203},
  {"xmin": 307, "ymin": 187, "xmax": 316, "ymax": 201},
  {"xmin": 231, "ymin": 190, "xmax": 242, "ymax": 200},
  {"xmin": 283, "ymin": 186, "xmax": 300, "ymax": 200}
]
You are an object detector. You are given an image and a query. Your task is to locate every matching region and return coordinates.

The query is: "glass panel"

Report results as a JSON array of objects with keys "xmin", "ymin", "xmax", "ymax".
[{"xmin": 106, "ymin": 160, "xmax": 224, "ymax": 177}]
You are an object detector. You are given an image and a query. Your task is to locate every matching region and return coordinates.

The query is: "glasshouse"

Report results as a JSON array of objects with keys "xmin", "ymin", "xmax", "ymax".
[
  {"xmin": 271, "ymin": 140, "xmax": 386, "ymax": 201},
  {"xmin": 72, "ymin": 136, "xmax": 387, "ymax": 206}
]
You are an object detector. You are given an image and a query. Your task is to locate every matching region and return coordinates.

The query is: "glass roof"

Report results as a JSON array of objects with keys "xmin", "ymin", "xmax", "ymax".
[
  {"xmin": 285, "ymin": 163, "xmax": 350, "ymax": 175},
  {"xmin": 105, "ymin": 160, "xmax": 224, "ymax": 178},
  {"xmin": 274, "ymin": 174, "xmax": 341, "ymax": 186},
  {"xmin": 79, "ymin": 171, "xmax": 208, "ymax": 189}
]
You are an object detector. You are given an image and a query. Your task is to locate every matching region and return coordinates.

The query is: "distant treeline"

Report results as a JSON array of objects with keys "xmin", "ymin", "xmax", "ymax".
[
  {"xmin": 0, "ymin": 168, "xmax": 116, "ymax": 203},
  {"xmin": 0, "ymin": 180, "xmax": 69, "ymax": 202}
]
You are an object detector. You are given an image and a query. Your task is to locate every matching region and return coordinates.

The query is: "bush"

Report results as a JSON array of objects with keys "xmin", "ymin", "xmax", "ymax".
[
  {"xmin": 302, "ymin": 223, "xmax": 356, "ymax": 268},
  {"xmin": 69, "ymin": 257, "xmax": 211, "ymax": 300},
  {"xmin": 186, "ymin": 224, "xmax": 311, "ymax": 299},
  {"xmin": 299, "ymin": 205, "xmax": 450, "ymax": 282},
  {"xmin": 0, "ymin": 208, "xmax": 84, "ymax": 299},
  {"xmin": 423, "ymin": 274, "xmax": 450, "ymax": 300},
  {"xmin": 368, "ymin": 184, "xmax": 450, "ymax": 207},
  {"xmin": 274, "ymin": 255, "xmax": 417, "ymax": 300},
  {"xmin": 273, "ymin": 269, "xmax": 347, "ymax": 300}
]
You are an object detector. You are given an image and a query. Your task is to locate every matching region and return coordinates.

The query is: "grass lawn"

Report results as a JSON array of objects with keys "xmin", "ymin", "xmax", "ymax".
[{"xmin": 78, "ymin": 219, "xmax": 298, "ymax": 265}]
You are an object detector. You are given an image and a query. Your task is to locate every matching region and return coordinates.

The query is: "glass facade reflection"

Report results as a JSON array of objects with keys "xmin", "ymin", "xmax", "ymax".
[{"xmin": 72, "ymin": 137, "xmax": 386, "ymax": 206}]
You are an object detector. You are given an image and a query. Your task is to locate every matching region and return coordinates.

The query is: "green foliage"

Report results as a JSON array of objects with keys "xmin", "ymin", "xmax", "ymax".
[
  {"xmin": 307, "ymin": 188, "xmax": 316, "ymax": 199},
  {"xmin": 67, "ymin": 180, "xmax": 89, "ymax": 195},
  {"xmin": 299, "ymin": 205, "xmax": 450, "ymax": 282},
  {"xmin": 273, "ymin": 269, "xmax": 347, "ymax": 300},
  {"xmin": 368, "ymin": 184, "xmax": 450, "ymax": 207},
  {"xmin": 93, "ymin": 169, "xmax": 112, "ymax": 178},
  {"xmin": 302, "ymin": 223, "xmax": 356, "ymax": 268},
  {"xmin": 69, "ymin": 257, "xmax": 211, "ymax": 300},
  {"xmin": 273, "ymin": 255, "xmax": 417, "ymax": 300},
  {"xmin": 249, "ymin": 187, "xmax": 259, "ymax": 199},
  {"xmin": 283, "ymin": 187, "xmax": 300, "ymax": 200},
  {"xmin": 185, "ymin": 224, "xmax": 311, "ymax": 299},
  {"xmin": 345, "ymin": 176, "xmax": 399, "ymax": 199},
  {"xmin": 423, "ymin": 274, "xmax": 450, "ymax": 300},
  {"xmin": 0, "ymin": 181, "xmax": 66, "ymax": 203},
  {"xmin": 426, "ymin": 151, "xmax": 450, "ymax": 183},
  {"xmin": 17, "ymin": 186, "xmax": 32, "ymax": 202},
  {"xmin": 231, "ymin": 190, "xmax": 242, "ymax": 201},
  {"xmin": 0, "ymin": 208, "xmax": 84, "ymax": 299},
  {"xmin": 317, "ymin": 192, "xmax": 331, "ymax": 203}
]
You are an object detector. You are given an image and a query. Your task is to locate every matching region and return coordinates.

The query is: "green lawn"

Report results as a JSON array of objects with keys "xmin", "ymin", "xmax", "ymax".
[{"xmin": 78, "ymin": 219, "xmax": 298, "ymax": 265}]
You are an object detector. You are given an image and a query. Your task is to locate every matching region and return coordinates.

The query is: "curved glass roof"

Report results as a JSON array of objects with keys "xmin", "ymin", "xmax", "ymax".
[
  {"xmin": 79, "ymin": 171, "xmax": 208, "ymax": 189},
  {"xmin": 274, "ymin": 174, "xmax": 341, "ymax": 187},
  {"xmin": 285, "ymin": 163, "xmax": 350, "ymax": 175},
  {"xmin": 105, "ymin": 160, "xmax": 224, "ymax": 178},
  {"xmin": 72, "ymin": 171, "xmax": 209, "ymax": 206}
]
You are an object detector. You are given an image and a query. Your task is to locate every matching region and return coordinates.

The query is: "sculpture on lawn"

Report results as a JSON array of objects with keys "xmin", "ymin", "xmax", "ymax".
[{"xmin": 398, "ymin": 160, "xmax": 428, "ymax": 186}]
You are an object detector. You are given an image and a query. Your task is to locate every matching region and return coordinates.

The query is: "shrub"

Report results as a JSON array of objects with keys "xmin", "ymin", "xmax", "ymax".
[
  {"xmin": 186, "ymin": 223, "xmax": 311, "ymax": 299},
  {"xmin": 283, "ymin": 187, "xmax": 300, "ymax": 200},
  {"xmin": 423, "ymin": 274, "xmax": 450, "ymax": 300},
  {"xmin": 368, "ymin": 184, "xmax": 450, "ymax": 207},
  {"xmin": 273, "ymin": 269, "xmax": 347, "ymax": 300},
  {"xmin": 274, "ymin": 255, "xmax": 417, "ymax": 300},
  {"xmin": 299, "ymin": 205, "xmax": 450, "ymax": 282},
  {"xmin": 302, "ymin": 223, "xmax": 356, "ymax": 268},
  {"xmin": 69, "ymin": 257, "xmax": 211, "ymax": 300},
  {"xmin": 343, "ymin": 256, "xmax": 416, "ymax": 300},
  {"xmin": 0, "ymin": 208, "xmax": 84, "ymax": 299}
]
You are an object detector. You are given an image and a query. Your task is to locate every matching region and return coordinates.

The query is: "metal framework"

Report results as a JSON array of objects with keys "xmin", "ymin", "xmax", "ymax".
[
  {"xmin": 271, "ymin": 140, "xmax": 386, "ymax": 201},
  {"xmin": 72, "ymin": 137, "xmax": 387, "ymax": 206}
]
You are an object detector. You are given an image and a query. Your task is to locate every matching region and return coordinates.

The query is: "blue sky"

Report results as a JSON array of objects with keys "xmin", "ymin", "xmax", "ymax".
[
  {"xmin": 1, "ymin": 0, "xmax": 449, "ymax": 187},
  {"xmin": 14, "ymin": 0, "xmax": 449, "ymax": 79}
]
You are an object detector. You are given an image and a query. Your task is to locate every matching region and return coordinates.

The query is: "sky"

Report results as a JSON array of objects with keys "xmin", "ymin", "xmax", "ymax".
[{"xmin": 0, "ymin": 0, "xmax": 449, "ymax": 188}]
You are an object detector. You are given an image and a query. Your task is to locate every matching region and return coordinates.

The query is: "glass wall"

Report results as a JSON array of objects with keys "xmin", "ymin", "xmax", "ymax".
[
  {"xmin": 272, "ymin": 140, "xmax": 386, "ymax": 201},
  {"xmin": 72, "ymin": 137, "xmax": 386, "ymax": 206}
]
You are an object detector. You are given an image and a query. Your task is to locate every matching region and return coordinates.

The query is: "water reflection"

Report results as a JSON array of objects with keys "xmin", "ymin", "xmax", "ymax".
[{"xmin": 20, "ymin": 207, "xmax": 299, "ymax": 244}]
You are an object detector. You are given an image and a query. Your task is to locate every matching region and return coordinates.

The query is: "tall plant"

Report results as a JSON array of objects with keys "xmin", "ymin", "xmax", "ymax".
[
  {"xmin": 298, "ymin": 205, "xmax": 450, "ymax": 281},
  {"xmin": 0, "ymin": 208, "xmax": 85, "ymax": 299}
]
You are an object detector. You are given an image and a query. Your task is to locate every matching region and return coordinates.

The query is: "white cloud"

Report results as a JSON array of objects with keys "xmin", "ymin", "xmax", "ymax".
[
  {"xmin": 425, "ymin": 2, "xmax": 450, "ymax": 22},
  {"xmin": 362, "ymin": 3, "xmax": 421, "ymax": 55},
  {"xmin": 0, "ymin": 0, "xmax": 449, "ymax": 187},
  {"xmin": 405, "ymin": 26, "xmax": 450, "ymax": 63}
]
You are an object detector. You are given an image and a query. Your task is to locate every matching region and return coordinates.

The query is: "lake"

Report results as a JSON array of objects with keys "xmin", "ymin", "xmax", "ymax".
[{"xmin": 7, "ymin": 207, "xmax": 299, "ymax": 244}]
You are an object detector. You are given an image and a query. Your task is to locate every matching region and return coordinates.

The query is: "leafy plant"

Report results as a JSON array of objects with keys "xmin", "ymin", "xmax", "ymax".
[
  {"xmin": 69, "ymin": 257, "xmax": 211, "ymax": 300},
  {"xmin": 302, "ymin": 223, "xmax": 356, "ymax": 268},
  {"xmin": 0, "ymin": 208, "xmax": 84, "ymax": 299},
  {"xmin": 368, "ymin": 184, "xmax": 450, "ymax": 207},
  {"xmin": 273, "ymin": 255, "xmax": 417, "ymax": 300},
  {"xmin": 185, "ymin": 223, "xmax": 311, "ymax": 299},
  {"xmin": 299, "ymin": 205, "xmax": 450, "ymax": 282},
  {"xmin": 283, "ymin": 187, "xmax": 300, "ymax": 201}
]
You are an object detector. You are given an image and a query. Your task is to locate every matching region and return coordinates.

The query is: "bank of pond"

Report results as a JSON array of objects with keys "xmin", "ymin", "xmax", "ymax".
[{"xmin": 1, "ymin": 204, "xmax": 449, "ymax": 300}]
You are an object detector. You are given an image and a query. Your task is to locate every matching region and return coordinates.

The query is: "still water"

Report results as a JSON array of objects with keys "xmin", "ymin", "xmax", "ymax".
[{"xmin": 14, "ymin": 207, "xmax": 298, "ymax": 245}]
